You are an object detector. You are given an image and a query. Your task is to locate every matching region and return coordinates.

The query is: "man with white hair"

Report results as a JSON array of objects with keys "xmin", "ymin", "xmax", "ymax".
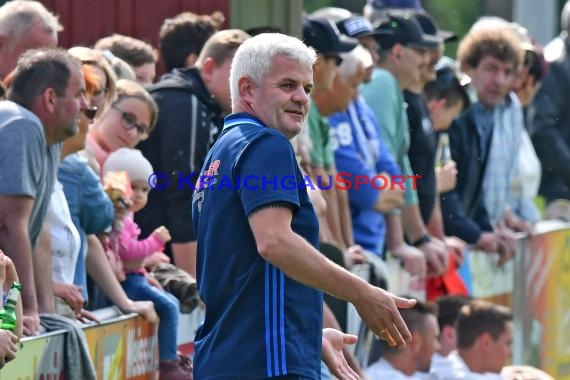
[
  {"xmin": 328, "ymin": 46, "xmax": 418, "ymax": 273},
  {"xmin": 313, "ymin": 45, "xmax": 369, "ymax": 130},
  {"xmin": 192, "ymin": 32, "xmax": 416, "ymax": 379},
  {"xmin": 0, "ymin": 0, "xmax": 62, "ymax": 78}
]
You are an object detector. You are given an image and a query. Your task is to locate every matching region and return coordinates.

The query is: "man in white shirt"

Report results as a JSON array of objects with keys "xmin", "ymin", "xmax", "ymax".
[
  {"xmin": 431, "ymin": 300, "xmax": 512, "ymax": 380},
  {"xmin": 418, "ymin": 295, "xmax": 472, "ymax": 378},
  {"xmin": 366, "ymin": 300, "xmax": 439, "ymax": 379}
]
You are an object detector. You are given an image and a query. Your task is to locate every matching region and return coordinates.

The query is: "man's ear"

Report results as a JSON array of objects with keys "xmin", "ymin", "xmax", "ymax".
[
  {"xmin": 200, "ymin": 57, "xmax": 216, "ymax": 83},
  {"xmin": 313, "ymin": 54, "xmax": 324, "ymax": 73},
  {"xmin": 184, "ymin": 53, "xmax": 198, "ymax": 68},
  {"xmin": 391, "ymin": 44, "xmax": 402, "ymax": 63},
  {"xmin": 237, "ymin": 76, "xmax": 254, "ymax": 101},
  {"xmin": 41, "ymin": 87, "xmax": 58, "ymax": 114},
  {"xmin": 480, "ymin": 332, "xmax": 493, "ymax": 351},
  {"xmin": 410, "ymin": 330, "xmax": 423, "ymax": 352},
  {"xmin": 441, "ymin": 325, "xmax": 455, "ymax": 347}
]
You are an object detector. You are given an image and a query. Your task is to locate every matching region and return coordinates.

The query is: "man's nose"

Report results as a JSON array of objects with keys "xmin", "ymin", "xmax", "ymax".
[{"xmin": 292, "ymin": 85, "xmax": 309, "ymax": 104}]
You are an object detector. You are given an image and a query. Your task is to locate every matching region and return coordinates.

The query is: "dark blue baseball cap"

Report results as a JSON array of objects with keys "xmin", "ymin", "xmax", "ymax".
[
  {"xmin": 303, "ymin": 16, "xmax": 358, "ymax": 56},
  {"xmin": 374, "ymin": 12, "xmax": 440, "ymax": 49},
  {"xmin": 414, "ymin": 11, "xmax": 457, "ymax": 43},
  {"xmin": 336, "ymin": 15, "xmax": 393, "ymax": 39},
  {"xmin": 368, "ymin": 0, "xmax": 423, "ymax": 10}
]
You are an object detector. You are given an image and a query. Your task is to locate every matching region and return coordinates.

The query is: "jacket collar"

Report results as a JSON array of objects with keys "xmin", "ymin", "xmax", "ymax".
[{"xmin": 158, "ymin": 67, "xmax": 223, "ymax": 118}]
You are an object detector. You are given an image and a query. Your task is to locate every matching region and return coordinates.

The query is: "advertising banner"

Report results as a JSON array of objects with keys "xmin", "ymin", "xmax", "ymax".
[
  {"xmin": 0, "ymin": 314, "xmax": 158, "ymax": 380},
  {"xmin": 512, "ymin": 225, "xmax": 570, "ymax": 379},
  {"xmin": 0, "ymin": 332, "xmax": 65, "ymax": 380},
  {"xmin": 84, "ymin": 314, "xmax": 159, "ymax": 380}
]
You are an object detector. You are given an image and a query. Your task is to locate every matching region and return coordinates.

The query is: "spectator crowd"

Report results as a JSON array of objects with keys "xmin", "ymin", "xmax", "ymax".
[{"xmin": 0, "ymin": 0, "xmax": 566, "ymax": 379}]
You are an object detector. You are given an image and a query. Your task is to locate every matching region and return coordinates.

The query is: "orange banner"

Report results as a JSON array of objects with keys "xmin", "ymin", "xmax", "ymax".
[{"xmin": 84, "ymin": 314, "xmax": 159, "ymax": 380}]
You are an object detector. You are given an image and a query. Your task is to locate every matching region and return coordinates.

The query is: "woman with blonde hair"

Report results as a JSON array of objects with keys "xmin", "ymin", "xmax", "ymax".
[
  {"xmin": 68, "ymin": 46, "xmax": 117, "ymax": 117},
  {"xmin": 85, "ymin": 79, "xmax": 158, "ymax": 173}
]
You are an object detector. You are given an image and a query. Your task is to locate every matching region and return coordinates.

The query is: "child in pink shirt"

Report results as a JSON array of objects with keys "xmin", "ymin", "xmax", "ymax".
[{"xmin": 103, "ymin": 148, "xmax": 192, "ymax": 380}]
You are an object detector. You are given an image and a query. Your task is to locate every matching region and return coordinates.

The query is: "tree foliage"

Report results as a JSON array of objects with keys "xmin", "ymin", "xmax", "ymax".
[{"xmin": 423, "ymin": 0, "xmax": 484, "ymax": 59}]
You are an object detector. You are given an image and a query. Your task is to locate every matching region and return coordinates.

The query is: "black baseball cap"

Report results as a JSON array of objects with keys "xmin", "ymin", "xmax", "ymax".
[
  {"xmin": 367, "ymin": 0, "xmax": 423, "ymax": 10},
  {"xmin": 336, "ymin": 15, "xmax": 393, "ymax": 39},
  {"xmin": 414, "ymin": 11, "xmax": 457, "ymax": 43},
  {"xmin": 374, "ymin": 12, "xmax": 440, "ymax": 50},
  {"xmin": 303, "ymin": 16, "xmax": 358, "ymax": 57}
]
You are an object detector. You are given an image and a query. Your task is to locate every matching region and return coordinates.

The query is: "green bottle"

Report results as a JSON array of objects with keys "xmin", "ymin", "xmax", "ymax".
[{"xmin": 1, "ymin": 282, "xmax": 22, "ymax": 332}]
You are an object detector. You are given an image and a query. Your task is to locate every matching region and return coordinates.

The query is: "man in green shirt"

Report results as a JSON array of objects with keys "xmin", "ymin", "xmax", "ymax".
[
  {"xmin": 303, "ymin": 16, "xmax": 364, "ymax": 262},
  {"xmin": 361, "ymin": 12, "xmax": 448, "ymax": 276}
]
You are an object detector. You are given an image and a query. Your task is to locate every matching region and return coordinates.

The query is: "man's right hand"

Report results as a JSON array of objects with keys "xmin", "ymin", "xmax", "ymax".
[
  {"xmin": 0, "ymin": 329, "xmax": 18, "ymax": 368},
  {"xmin": 418, "ymin": 238, "xmax": 449, "ymax": 276},
  {"xmin": 390, "ymin": 244, "xmax": 427, "ymax": 276},
  {"xmin": 344, "ymin": 245, "xmax": 367, "ymax": 267},
  {"xmin": 444, "ymin": 236, "xmax": 466, "ymax": 266},
  {"xmin": 495, "ymin": 228, "xmax": 517, "ymax": 265},
  {"xmin": 435, "ymin": 161, "xmax": 457, "ymax": 193},
  {"xmin": 354, "ymin": 286, "xmax": 415, "ymax": 350},
  {"xmin": 375, "ymin": 173, "xmax": 404, "ymax": 212},
  {"xmin": 22, "ymin": 313, "xmax": 40, "ymax": 336},
  {"xmin": 476, "ymin": 232, "xmax": 499, "ymax": 253}
]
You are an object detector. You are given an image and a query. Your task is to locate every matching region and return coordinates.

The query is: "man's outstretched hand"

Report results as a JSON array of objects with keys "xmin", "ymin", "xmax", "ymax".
[
  {"xmin": 354, "ymin": 287, "xmax": 416, "ymax": 349},
  {"xmin": 322, "ymin": 328, "xmax": 359, "ymax": 380}
]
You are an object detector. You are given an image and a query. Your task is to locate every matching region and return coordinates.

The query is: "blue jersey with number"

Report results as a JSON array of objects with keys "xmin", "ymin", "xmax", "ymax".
[{"xmin": 192, "ymin": 113, "xmax": 322, "ymax": 379}]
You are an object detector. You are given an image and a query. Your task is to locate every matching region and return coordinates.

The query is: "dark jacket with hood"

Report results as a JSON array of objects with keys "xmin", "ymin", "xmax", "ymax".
[
  {"xmin": 136, "ymin": 68, "xmax": 223, "ymax": 251},
  {"xmin": 530, "ymin": 37, "xmax": 570, "ymax": 202}
]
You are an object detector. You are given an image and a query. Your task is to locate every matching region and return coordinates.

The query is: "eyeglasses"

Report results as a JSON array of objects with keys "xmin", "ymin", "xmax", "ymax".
[
  {"xmin": 324, "ymin": 54, "xmax": 343, "ymax": 67},
  {"xmin": 111, "ymin": 104, "xmax": 150, "ymax": 136}
]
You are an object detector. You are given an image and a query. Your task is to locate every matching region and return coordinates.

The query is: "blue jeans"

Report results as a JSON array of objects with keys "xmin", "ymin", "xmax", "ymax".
[{"xmin": 122, "ymin": 273, "xmax": 180, "ymax": 361}]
